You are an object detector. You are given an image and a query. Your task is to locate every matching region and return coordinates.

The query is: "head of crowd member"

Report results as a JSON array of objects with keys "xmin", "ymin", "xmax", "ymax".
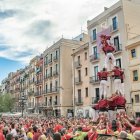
[
  {"xmin": 118, "ymin": 131, "xmax": 129, "ymax": 140},
  {"xmin": 33, "ymin": 126, "xmax": 38, "ymax": 133},
  {"xmin": 133, "ymin": 130, "xmax": 140, "ymax": 140},
  {"xmin": 111, "ymin": 120, "xmax": 117, "ymax": 132},
  {"xmin": 53, "ymin": 132, "xmax": 61, "ymax": 140},
  {"xmin": 102, "ymin": 67, "xmax": 106, "ymax": 71},
  {"xmin": 6, "ymin": 133, "xmax": 15, "ymax": 140}
]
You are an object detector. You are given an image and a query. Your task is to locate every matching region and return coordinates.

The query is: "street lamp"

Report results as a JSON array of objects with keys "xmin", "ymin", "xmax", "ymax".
[{"xmin": 19, "ymin": 95, "xmax": 27, "ymax": 117}]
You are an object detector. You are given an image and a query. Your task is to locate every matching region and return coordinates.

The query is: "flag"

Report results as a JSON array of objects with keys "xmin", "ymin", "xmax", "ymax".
[{"xmin": 97, "ymin": 28, "xmax": 111, "ymax": 53}]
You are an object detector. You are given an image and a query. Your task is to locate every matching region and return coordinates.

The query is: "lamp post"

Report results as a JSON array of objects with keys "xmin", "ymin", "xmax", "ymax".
[{"xmin": 19, "ymin": 95, "xmax": 27, "ymax": 117}]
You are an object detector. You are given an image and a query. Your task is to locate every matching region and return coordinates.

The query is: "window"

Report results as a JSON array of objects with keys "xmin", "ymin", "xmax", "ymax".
[
  {"xmin": 116, "ymin": 58, "xmax": 121, "ymax": 68},
  {"xmin": 45, "ymin": 84, "xmax": 47, "ymax": 91},
  {"xmin": 112, "ymin": 16, "xmax": 117, "ymax": 30},
  {"xmin": 78, "ymin": 70, "xmax": 81, "ymax": 81},
  {"xmin": 94, "ymin": 66, "xmax": 98, "ymax": 80},
  {"xmin": 56, "ymin": 64, "xmax": 58, "ymax": 72},
  {"xmin": 78, "ymin": 89, "xmax": 82, "ymax": 102},
  {"xmin": 95, "ymin": 88, "xmax": 100, "ymax": 100},
  {"xmin": 133, "ymin": 70, "xmax": 138, "ymax": 81},
  {"xmin": 114, "ymin": 36, "xmax": 120, "ymax": 51},
  {"xmin": 80, "ymin": 38, "xmax": 82, "ymax": 41},
  {"xmin": 135, "ymin": 95, "xmax": 139, "ymax": 103},
  {"xmin": 50, "ymin": 54, "xmax": 52, "ymax": 62},
  {"xmin": 85, "ymin": 52, "xmax": 87, "ymax": 60},
  {"xmin": 45, "ymin": 97, "xmax": 47, "ymax": 105},
  {"xmin": 46, "ymin": 69, "xmax": 47, "ymax": 77},
  {"xmin": 85, "ymin": 67, "xmax": 88, "ymax": 76},
  {"xmin": 45, "ymin": 56, "xmax": 48, "ymax": 64},
  {"xmin": 85, "ymin": 88, "xmax": 88, "ymax": 97},
  {"xmin": 78, "ymin": 56, "xmax": 80, "ymax": 63},
  {"xmin": 131, "ymin": 49, "xmax": 136, "ymax": 58},
  {"xmin": 50, "ymin": 83, "xmax": 52, "ymax": 92},
  {"xmin": 56, "ymin": 50, "xmax": 58, "ymax": 58},
  {"xmin": 55, "ymin": 81, "xmax": 58, "ymax": 90},
  {"xmin": 50, "ymin": 67, "xmax": 52, "ymax": 76},
  {"xmin": 93, "ymin": 46, "xmax": 98, "ymax": 58},
  {"xmin": 92, "ymin": 29, "xmax": 96, "ymax": 41}
]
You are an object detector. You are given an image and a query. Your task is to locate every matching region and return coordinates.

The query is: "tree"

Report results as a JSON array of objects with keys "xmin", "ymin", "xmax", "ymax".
[{"xmin": 0, "ymin": 93, "xmax": 15, "ymax": 112}]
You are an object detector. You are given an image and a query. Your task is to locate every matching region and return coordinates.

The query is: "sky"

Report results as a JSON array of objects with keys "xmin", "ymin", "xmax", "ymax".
[{"xmin": 0, "ymin": 0, "xmax": 119, "ymax": 83}]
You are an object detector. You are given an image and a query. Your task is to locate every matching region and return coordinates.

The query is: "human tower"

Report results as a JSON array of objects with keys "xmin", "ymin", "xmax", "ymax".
[{"xmin": 92, "ymin": 34, "xmax": 126, "ymax": 121}]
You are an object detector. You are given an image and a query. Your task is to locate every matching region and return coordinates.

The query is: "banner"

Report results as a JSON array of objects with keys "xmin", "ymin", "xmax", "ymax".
[{"xmin": 97, "ymin": 28, "xmax": 111, "ymax": 52}]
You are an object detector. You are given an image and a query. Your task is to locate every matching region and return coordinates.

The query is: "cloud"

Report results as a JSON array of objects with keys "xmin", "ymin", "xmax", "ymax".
[{"xmin": 0, "ymin": 0, "xmax": 119, "ymax": 64}]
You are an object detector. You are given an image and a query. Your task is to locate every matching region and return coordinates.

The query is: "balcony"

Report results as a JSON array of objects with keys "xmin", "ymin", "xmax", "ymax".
[
  {"xmin": 35, "ymin": 80, "xmax": 42, "ymax": 85},
  {"xmin": 48, "ymin": 102, "xmax": 53, "ymax": 107},
  {"xmin": 75, "ymin": 78, "xmax": 82, "ymax": 85},
  {"xmin": 47, "ymin": 73, "xmax": 53, "ymax": 79},
  {"xmin": 53, "ymin": 101, "xmax": 60, "ymax": 106},
  {"xmin": 90, "ymin": 76, "xmax": 100, "ymax": 85},
  {"xmin": 90, "ymin": 53, "xmax": 100, "ymax": 63},
  {"xmin": 34, "ymin": 92, "xmax": 42, "ymax": 97},
  {"xmin": 53, "ymin": 71, "xmax": 59, "ymax": 76},
  {"xmin": 91, "ymin": 97, "xmax": 99, "ymax": 105},
  {"xmin": 114, "ymin": 44, "xmax": 122, "ymax": 55},
  {"xmin": 75, "ymin": 98, "xmax": 83, "ymax": 106},
  {"xmin": 28, "ymin": 102, "xmax": 35, "ymax": 108},
  {"xmin": 28, "ymin": 91, "xmax": 34, "ymax": 96},
  {"xmin": 45, "ymin": 61, "xmax": 49, "ymax": 66},
  {"xmin": 48, "ymin": 59, "xmax": 53, "ymax": 64},
  {"xmin": 74, "ymin": 61, "xmax": 82, "ymax": 69},
  {"xmin": 35, "ymin": 102, "xmax": 42, "ymax": 107},
  {"xmin": 36, "ymin": 68, "xmax": 42, "ymax": 74},
  {"xmin": 29, "ymin": 79, "xmax": 35, "ymax": 84},
  {"xmin": 52, "ymin": 88, "xmax": 59, "ymax": 93},
  {"xmin": 53, "ymin": 55, "xmax": 59, "ymax": 61}
]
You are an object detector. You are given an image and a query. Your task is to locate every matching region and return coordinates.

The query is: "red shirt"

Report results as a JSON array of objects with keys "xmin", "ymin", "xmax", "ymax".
[
  {"xmin": 114, "ymin": 96, "xmax": 126, "ymax": 107},
  {"xmin": 98, "ymin": 71, "xmax": 109, "ymax": 80},
  {"xmin": 61, "ymin": 134, "xmax": 72, "ymax": 140},
  {"xmin": 112, "ymin": 68, "xmax": 121, "ymax": 77},
  {"xmin": 108, "ymin": 100, "xmax": 116, "ymax": 110},
  {"xmin": 54, "ymin": 124, "xmax": 63, "ymax": 132},
  {"xmin": 88, "ymin": 131, "xmax": 98, "ymax": 140},
  {"xmin": 33, "ymin": 132, "xmax": 41, "ymax": 140},
  {"xmin": 0, "ymin": 131, "xmax": 5, "ymax": 140},
  {"xmin": 98, "ymin": 99, "xmax": 108, "ymax": 109}
]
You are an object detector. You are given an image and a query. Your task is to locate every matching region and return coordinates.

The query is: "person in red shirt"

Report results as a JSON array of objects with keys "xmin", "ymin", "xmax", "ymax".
[
  {"xmin": 97, "ymin": 68, "xmax": 109, "ymax": 99},
  {"xmin": 112, "ymin": 66, "xmax": 123, "ymax": 94},
  {"xmin": 98, "ymin": 97, "xmax": 108, "ymax": 114},
  {"xmin": 88, "ymin": 127, "xmax": 98, "ymax": 140},
  {"xmin": 100, "ymin": 34, "xmax": 116, "ymax": 70},
  {"xmin": 0, "ymin": 125, "xmax": 5, "ymax": 140}
]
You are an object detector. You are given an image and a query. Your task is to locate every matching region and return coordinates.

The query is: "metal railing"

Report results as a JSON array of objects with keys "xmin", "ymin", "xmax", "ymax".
[
  {"xmin": 75, "ymin": 98, "xmax": 83, "ymax": 106},
  {"xmin": 75, "ymin": 77, "xmax": 82, "ymax": 85},
  {"xmin": 53, "ymin": 55, "xmax": 59, "ymax": 61},
  {"xmin": 90, "ymin": 76, "xmax": 100, "ymax": 84},
  {"xmin": 74, "ymin": 61, "xmax": 82, "ymax": 68},
  {"xmin": 53, "ymin": 70, "xmax": 59, "ymax": 76},
  {"xmin": 90, "ymin": 53, "xmax": 100, "ymax": 62},
  {"xmin": 91, "ymin": 97, "xmax": 100, "ymax": 104}
]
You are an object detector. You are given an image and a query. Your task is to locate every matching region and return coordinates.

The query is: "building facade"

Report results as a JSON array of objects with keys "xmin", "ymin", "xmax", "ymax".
[
  {"xmin": 87, "ymin": 0, "xmax": 140, "ymax": 110},
  {"xmin": 126, "ymin": 36, "xmax": 140, "ymax": 117}
]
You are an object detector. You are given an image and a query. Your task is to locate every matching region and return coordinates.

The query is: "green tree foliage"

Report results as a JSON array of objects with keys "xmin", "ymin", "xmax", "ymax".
[{"xmin": 0, "ymin": 94, "xmax": 15, "ymax": 112}]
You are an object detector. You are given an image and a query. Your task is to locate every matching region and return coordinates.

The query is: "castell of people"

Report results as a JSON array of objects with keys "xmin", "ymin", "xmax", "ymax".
[{"xmin": 0, "ymin": 0, "xmax": 140, "ymax": 140}]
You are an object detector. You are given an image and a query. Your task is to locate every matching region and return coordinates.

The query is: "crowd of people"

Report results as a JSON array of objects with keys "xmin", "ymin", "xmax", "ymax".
[{"xmin": 0, "ymin": 110, "xmax": 140, "ymax": 140}]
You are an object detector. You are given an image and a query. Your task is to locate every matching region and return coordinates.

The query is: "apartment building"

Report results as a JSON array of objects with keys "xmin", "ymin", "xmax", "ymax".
[
  {"xmin": 72, "ymin": 41, "xmax": 92, "ymax": 117},
  {"xmin": 42, "ymin": 35, "xmax": 87, "ymax": 117},
  {"xmin": 87, "ymin": 0, "xmax": 140, "ymax": 109},
  {"xmin": 126, "ymin": 36, "xmax": 140, "ymax": 117}
]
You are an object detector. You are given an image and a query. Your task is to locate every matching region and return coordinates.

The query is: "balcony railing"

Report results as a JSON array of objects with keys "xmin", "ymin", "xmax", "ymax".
[
  {"xmin": 28, "ymin": 102, "xmax": 35, "ymax": 108},
  {"xmin": 74, "ymin": 61, "xmax": 82, "ymax": 69},
  {"xmin": 75, "ymin": 77, "xmax": 82, "ymax": 85},
  {"xmin": 44, "ymin": 88, "xmax": 59, "ymax": 95},
  {"xmin": 114, "ymin": 44, "xmax": 122, "ymax": 54},
  {"xmin": 35, "ymin": 80, "xmax": 42, "ymax": 85},
  {"xmin": 91, "ymin": 97, "xmax": 100, "ymax": 105},
  {"xmin": 48, "ymin": 59, "xmax": 53, "ymax": 64},
  {"xmin": 28, "ymin": 91, "xmax": 34, "ymax": 96},
  {"xmin": 34, "ymin": 92, "xmax": 42, "ymax": 97},
  {"xmin": 52, "ymin": 88, "xmax": 59, "ymax": 93},
  {"xmin": 53, "ymin": 55, "xmax": 59, "ymax": 61},
  {"xmin": 53, "ymin": 101, "xmax": 60, "ymax": 106},
  {"xmin": 75, "ymin": 98, "xmax": 83, "ymax": 106},
  {"xmin": 90, "ymin": 76, "xmax": 100, "ymax": 84},
  {"xmin": 45, "ymin": 61, "xmax": 49, "ymax": 66},
  {"xmin": 35, "ymin": 102, "xmax": 42, "ymax": 107},
  {"xmin": 47, "ymin": 73, "xmax": 53, "ymax": 78},
  {"xmin": 53, "ymin": 70, "xmax": 59, "ymax": 76},
  {"xmin": 48, "ymin": 102, "xmax": 53, "ymax": 107},
  {"xmin": 90, "ymin": 53, "xmax": 100, "ymax": 62}
]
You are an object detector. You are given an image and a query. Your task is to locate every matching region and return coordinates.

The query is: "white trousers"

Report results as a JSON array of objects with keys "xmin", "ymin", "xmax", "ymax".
[
  {"xmin": 108, "ymin": 110, "xmax": 116, "ymax": 121},
  {"xmin": 114, "ymin": 79, "xmax": 122, "ymax": 93},
  {"xmin": 104, "ymin": 53, "xmax": 116, "ymax": 69},
  {"xmin": 117, "ymin": 109, "xmax": 125, "ymax": 114},
  {"xmin": 121, "ymin": 83, "xmax": 125, "ymax": 96},
  {"xmin": 100, "ymin": 80, "xmax": 107, "ymax": 99}
]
